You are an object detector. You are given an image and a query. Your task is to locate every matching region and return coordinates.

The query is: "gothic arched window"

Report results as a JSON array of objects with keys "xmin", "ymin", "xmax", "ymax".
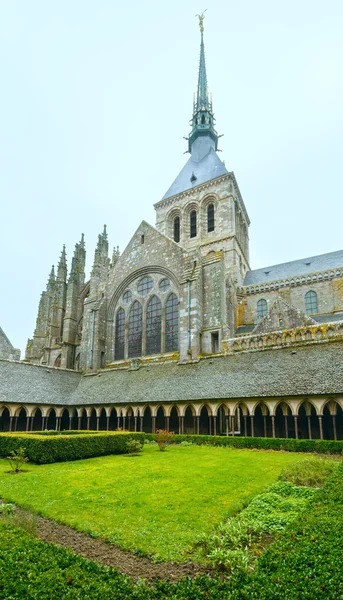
[
  {"xmin": 165, "ymin": 293, "xmax": 179, "ymax": 352},
  {"xmin": 115, "ymin": 308, "xmax": 125, "ymax": 360},
  {"xmin": 305, "ymin": 290, "xmax": 318, "ymax": 315},
  {"xmin": 207, "ymin": 203, "xmax": 215, "ymax": 232},
  {"xmin": 173, "ymin": 216, "xmax": 180, "ymax": 243},
  {"xmin": 190, "ymin": 210, "xmax": 197, "ymax": 238},
  {"xmin": 146, "ymin": 295, "xmax": 162, "ymax": 355},
  {"xmin": 257, "ymin": 298, "xmax": 268, "ymax": 321},
  {"xmin": 128, "ymin": 301, "xmax": 143, "ymax": 358}
]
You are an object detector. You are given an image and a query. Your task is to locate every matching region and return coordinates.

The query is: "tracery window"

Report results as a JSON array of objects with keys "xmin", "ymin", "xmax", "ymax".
[
  {"xmin": 257, "ymin": 298, "xmax": 268, "ymax": 321},
  {"xmin": 128, "ymin": 301, "xmax": 143, "ymax": 357},
  {"xmin": 190, "ymin": 210, "xmax": 197, "ymax": 238},
  {"xmin": 159, "ymin": 278, "xmax": 170, "ymax": 291},
  {"xmin": 122, "ymin": 290, "xmax": 132, "ymax": 303},
  {"xmin": 305, "ymin": 290, "xmax": 318, "ymax": 315},
  {"xmin": 146, "ymin": 295, "xmax": 162, "ymax": 355},
  {"xmin": 207, "ymin": 203, "xmax": 215, "ymax": 232},
  {"xmin": 137, "ymin": 276, "xmax": 153, "ymax": 296},
  {"xmin": 173, "ymin": 216, "xmax": 180, "ymax": 243},
  {"xmin": 165, "ymin": 293, "xmax": 179, "ymax": 352},
  {"xmin": 115, "ymin": 308, "xmax": 125, "ymax": 360}
]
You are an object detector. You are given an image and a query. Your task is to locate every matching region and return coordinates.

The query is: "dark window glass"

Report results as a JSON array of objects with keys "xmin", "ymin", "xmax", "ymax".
[
  {"xmin": 115, "ymin": 308, "xmax": 125, "ymax": 360},
  {"xmin": 207, "ymin": 203, "xmax": 215, "ymax": 232},
  {"xmin": 146, "ymin": 295, "xmax": 162, "ymax": 355},
  {"xmin": 174, "ymin": 216, "xmax": 180, "ymax": 242},
  {"xmin": 165, "ymin": 293, "xmax": 179, "ymax": 352},
  {"xmin": 257, "ymin": 299, "xmax": 268, "ymax": 320},
  {"xmin": 159, "ymin": 278, "xmax": 170, "ymax": 291},
  {"xmin": 305, "ymin": 290, "xmax": 318, "ymax": 314},
  {"xmin": 137, "ymin": 276, "xmax": 153, "ymax": 296},
  {"xmin": 190, "ymin": 210, "xmax": 197, "ymax": 238},
  {"xmin": 128, "ymin": 301, "xmax": 143, "ymax": 358},
  {"xmin": 122, "ymin": 290, "xmax": 132, "ymax": 303}
]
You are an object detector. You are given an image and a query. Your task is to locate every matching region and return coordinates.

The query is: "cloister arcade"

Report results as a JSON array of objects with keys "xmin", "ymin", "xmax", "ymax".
[{"xmin": 0, "ymin": 398, "xmax": 342, "ymax": 440}]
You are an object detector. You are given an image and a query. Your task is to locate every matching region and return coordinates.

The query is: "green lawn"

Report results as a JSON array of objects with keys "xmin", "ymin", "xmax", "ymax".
[{"xmin": 0, "ymin": 445, "xmax": 306, "ymax": 561}]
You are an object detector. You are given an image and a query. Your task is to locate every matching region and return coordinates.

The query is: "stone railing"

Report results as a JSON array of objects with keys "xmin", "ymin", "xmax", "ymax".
[
  {"xmin": 224, "ymin": 321, "xmax": 343, "ymax": 354},
  {"xmin": 242, "ymin": 267, "xmax": 343, "ymax": 295}
]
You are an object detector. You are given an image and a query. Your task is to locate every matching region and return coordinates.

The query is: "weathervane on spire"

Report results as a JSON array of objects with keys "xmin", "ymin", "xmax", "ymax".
[{"xmin": 195, "ymin": 9, "xmax": 207, "ymax": 33}]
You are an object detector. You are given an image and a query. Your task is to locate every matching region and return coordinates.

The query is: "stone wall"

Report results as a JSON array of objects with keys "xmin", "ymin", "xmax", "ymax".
[{"xmin": 0, "ymin": 328, "xmax": 20, "ymax": 361}]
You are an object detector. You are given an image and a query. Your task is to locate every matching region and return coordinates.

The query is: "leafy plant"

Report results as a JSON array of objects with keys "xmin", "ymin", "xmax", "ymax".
[
  {"xmin": 125, "ymin": 439, "xmax": 143, "ymax": 455},
  {"xmin": 154, "ymin": 429, "xmax": 174, "ymax": 452},
  {"xmin": 7, "ymin": 447, "xmax": 28, "ymax": 473},
  {"xmin": 279, "ymin": 456, "xmax": 337, "ymax": 487},
  {"xmin": 0, "ymin": 503, "xmax": 14, "ymax": 515}
]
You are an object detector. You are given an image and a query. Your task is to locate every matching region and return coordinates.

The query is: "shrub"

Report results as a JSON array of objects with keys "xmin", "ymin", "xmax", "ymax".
[
  {"xmin": 278, "ymin": 456, "xmax": 337, "ymax": 487},
  {"xmin": 7, "ymin": 447, "xmax": 29, "ymax": 473},
  {"xmin": 0, "ymin": 503, "xmax": 14, "ymax": 516},
  {"xmin": 154, "ymin": 430, "xmax": 174, "ymax": 452},
  {"xmin": 125, "ymin": 439, "xmax": 143, "ymax": 455},
  {"xmin": 0, "ymin": 433, "xmax": 145, "ymax": 464}
]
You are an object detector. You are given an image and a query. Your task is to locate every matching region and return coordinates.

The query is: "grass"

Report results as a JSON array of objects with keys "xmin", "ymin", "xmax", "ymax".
[{"xmin": 0, "ymin": 444, "xmax": 307, "ymax": 561}]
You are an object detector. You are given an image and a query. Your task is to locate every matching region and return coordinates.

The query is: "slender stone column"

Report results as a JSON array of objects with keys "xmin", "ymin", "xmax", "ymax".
[
  {"xmin": 213, "ymin": 416, "xmax": 217, "ymax": 437},
  {"xmin": 271, "ymin": 415, "xmax": 276, "ymax": 438},
  {"xmin": 263, "ymin": 415, "xmax": 267, "ymax": 438},
  {"xmin": 134, "ymin": 416, "xmax": 137, "ymax": 432},
  {"xmin": 243, "ymin": 415, "xmax": 247, "ymax": 437},
  {"xmin": 180, "ymin": 416, "xmax": 184, "ymax": 434},
  {"xmin": 9, "ymin": 416, "xmax": 14, "ymax": 432},
  {"xmin": 140, "ymin": 416, "xmax": 143, "ymax": 432},
  {"xmin": 166, "ymin": 416, "xmax": 170, "ymax": 432},
  {"xmin": 78, "ymin": 416, "xmax": 82, "ymax": 430},
  {"xmin": 250, "ymin": 415, "xmax": 254, "ymax": 437},
  {"xmin": 284, "ymin": 415, "xmax": 289, "ymax": 438},
  {"xmin": 318, "ymin": 416, "xmax": 323, "ymax": 440},
  {"xmin": 231, "ymin": 415, "xmax": 235, "ymax": 436},
  {"xmin": 87, "ymin": 416, "xmax": 91, "ymax": 430},
  {"xmin": 209, "ymin": 416, "xmax": 212, "ymax": 436},
  {"xmin": 26, "ymin": 416, "xmax": 30, "ymax": 432},
  {"xmin": 56, "ymin": 416, "xmax": 61, "ymax": 431},
  {"xmin": 69, "ymin": 416, "xmax": 73, "ymax": 430},
  {"xmin": 196, "ymin": 415, "xmax": 200, "ymax": 435},
  {"xmin": 117, "ymin": 415, "xmax": 121, "ymax": 429},
  {"xmin": 123, "ymin": 417, "xmax": 126, "ymax": 431},
  {"xmin": 152, "ymin": 416, "xmax": 156, "ymax": 434},
  {"xmin": 14, "ymin": 416, "xmax": 18, "ymax": 431},
  {"xmin": 294, "ymin": 416, "xmax": 298, "ymax": 439},
  {"xmin": 307, "ymin": 416, "xmax": 312, "ymax": 439},
  {"xmin": 30, "ymin": 415, "xmax": 34, "ymax": 431},
  {"xmin": 106, "ymin": 416, "xmax": 110, "ymax": 431},
  {"xmin": 332, "ymin": 415, "xmax": 337, "ymax": 440},
  {"xmin": 96, "ymin": 416, "xmax": 100, "ymax": 431},
  {"xmin": 225, "ymin": 415, "xmax": 229, "ymax": 436}
]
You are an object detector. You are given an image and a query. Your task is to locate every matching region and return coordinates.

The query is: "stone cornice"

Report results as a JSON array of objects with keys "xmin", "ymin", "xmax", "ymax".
[
  {"xmin": 241, "ymin": 267, "xmax": 343, "ymax": 295},
  {"xmin": 154, "ymin": 173, "xmax": 232, "ymax": 209}
]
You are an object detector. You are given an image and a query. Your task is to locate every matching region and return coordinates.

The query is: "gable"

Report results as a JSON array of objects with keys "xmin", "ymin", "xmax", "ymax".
[{"xmin": 252, "ymin": 298, "xmax": 316, "ymax": 335}]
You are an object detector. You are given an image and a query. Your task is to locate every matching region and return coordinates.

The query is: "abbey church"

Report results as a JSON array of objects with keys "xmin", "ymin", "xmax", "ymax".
[{"xmin": 1, "ymin": 20, "xmax": 343, "ymax": 439}]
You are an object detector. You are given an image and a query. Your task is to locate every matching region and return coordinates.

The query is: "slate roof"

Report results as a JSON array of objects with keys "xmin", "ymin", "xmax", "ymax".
[
  {"xmin": 0, "ymin": 360, "xmax": 81, "ymax": 406},
  {"xmin": 161, "ymin": 137, "xmax": 228, "ymax": 200},
  {"xmin": 1, "ymin": 342, "xmax": 342, "ymax": 407},
  {"xmin": 244, "ymin": 249, "xmax": 343, "ymax": 286}
]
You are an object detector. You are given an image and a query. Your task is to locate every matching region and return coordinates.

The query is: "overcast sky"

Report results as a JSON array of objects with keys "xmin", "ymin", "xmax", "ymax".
[{"xmin": 1, "ymin": 0, "xmax": 342, "ymax": 357}]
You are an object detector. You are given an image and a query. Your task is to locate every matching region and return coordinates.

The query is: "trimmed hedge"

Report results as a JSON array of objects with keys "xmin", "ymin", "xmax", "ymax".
[
  {"xmin": 145, "ymin": 433, "xmax": 343, "ymax": 454},
  {"xmin": 0, "ymin": 433, "xmax": 145, "ymax": 464}
]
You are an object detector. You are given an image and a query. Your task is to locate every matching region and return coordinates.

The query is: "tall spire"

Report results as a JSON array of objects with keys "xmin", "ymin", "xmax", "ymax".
[{"xmin": 188, "ymin": 11, "xmax": 219, "ymax": 154}]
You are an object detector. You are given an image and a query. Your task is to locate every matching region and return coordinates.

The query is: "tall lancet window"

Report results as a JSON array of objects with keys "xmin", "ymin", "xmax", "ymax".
[
  {"xmin": 174, "ymin": 216, "xmax": 180, "ymax": 243},
  {"xmin": 128, "ymin": 301, "xmax": 143, "ymax": 358},
  {"xmin": 165, "ymin": 293, "xmax": 179, "ymax": 352},
  {"xmin": 190, "ymin": 210, "xmax": 197, "ymax": 238},
  {"xmin": 207, "ymin": 203, "xmax": 215, "ymax": 232},
  {"xmin": 115, "ymin": 308, "xmax": 125, "ymax": 360},
  {"xmin": 305, "ymin": 290, "xmax": 318, "ymax": 315},
  {"xmin": 146, "ymin": 295, "xmax": 162, "ymax": 355}
]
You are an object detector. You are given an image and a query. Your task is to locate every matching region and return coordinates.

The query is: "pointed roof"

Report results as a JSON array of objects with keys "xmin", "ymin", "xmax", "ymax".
[{"xmin": 162, "ymin": 14, "xmax": 227, "ymax": 201}]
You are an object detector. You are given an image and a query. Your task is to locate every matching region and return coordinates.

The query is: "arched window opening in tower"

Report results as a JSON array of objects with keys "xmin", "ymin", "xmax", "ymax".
[
  {"xmin": 207, "ymin": 203, "xmax": 215, "ymax": 232},
  {"xmin": 257, "ymin": 298, "xmax": 268, "ymax": 321},
  {"xmin": 190, "ymin": 210, "xmax": 197, "ymax": 238},
  {"xmin": 146, "ymin": 295, "xmax": 162, "ymax": 355},
  {"xmin": 114, "ymin": 308, "xmax": 125, "ymax": 360},
  {"xmin": 173, "ymin": 216, "xmax": 180, "ymax": 242},
  {"xmin": 128, "ymin": 301, "xmax": 143, "ymax": 358},
  {"xmin": 305, "ymin": 290, "xmax": 318, "ymax": 315},
  {"xmin": 165, "ymin": 293, "xmax": 179, "ymax": 352}
]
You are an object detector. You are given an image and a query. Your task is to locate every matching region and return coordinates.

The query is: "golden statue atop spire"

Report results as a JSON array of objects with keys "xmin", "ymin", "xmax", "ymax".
[{"xmin": 195, "ymin": 9, "xmax": 207, "ymax": 34}]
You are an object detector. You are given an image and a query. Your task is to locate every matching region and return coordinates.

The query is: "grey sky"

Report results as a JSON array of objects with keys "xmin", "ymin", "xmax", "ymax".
[{"xmin": 1, "ymin": 0, "xmax": 342, "ymax": 356}]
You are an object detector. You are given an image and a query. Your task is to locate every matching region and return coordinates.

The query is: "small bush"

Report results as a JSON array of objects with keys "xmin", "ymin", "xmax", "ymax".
[
  {"xmin": 279, "ymin": 456, "xmax": 337, "ymax": 487},
  {"xmin": 0, "ymin": 503, "xmax": 14, "ymax": 516},
  {"xmin": 7, "ymin": 447, "xmax": 28, "ymax": 473},
  {"xmin": 125, "ymin": 439, "xmax": 143, "ymax": 455},
  {"xmin": 154, "ymin": 430, "xmax": 174, "ymax": 452}
]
